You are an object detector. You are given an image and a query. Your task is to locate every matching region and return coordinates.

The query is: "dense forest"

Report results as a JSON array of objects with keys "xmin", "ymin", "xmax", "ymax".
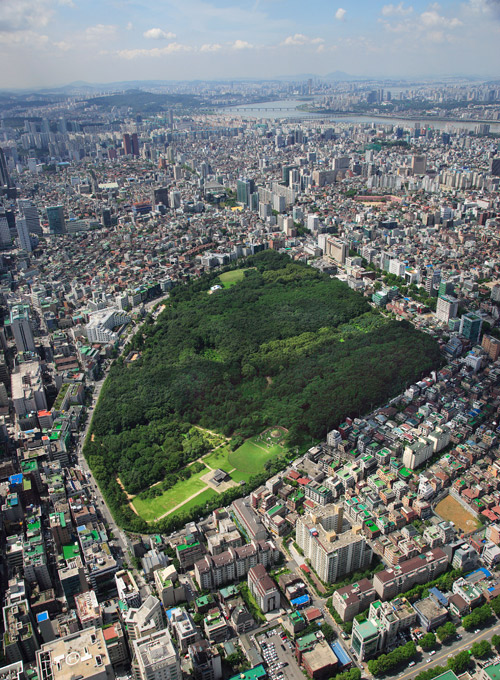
[{"xmin": 85, "ymin": 251, "xmax": 442, "ymax": 532}]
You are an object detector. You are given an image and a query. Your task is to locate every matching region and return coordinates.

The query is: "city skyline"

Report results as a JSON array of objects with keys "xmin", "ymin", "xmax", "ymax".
[{"xmin": 1, "ymin": 0, "xmax": 500, "ymax": 89}]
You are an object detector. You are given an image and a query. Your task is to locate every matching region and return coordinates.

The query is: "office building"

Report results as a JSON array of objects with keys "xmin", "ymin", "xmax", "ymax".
[
  {"xmin": 188, "ymin": 640, "xmax": 222, "ymax": 680},
  {"xmin": 490, "ymin": 158, "xmax": 500, "ymax": 176},
  {"xmin": 85, "ymin": 308, "xmax": 130, "ymax": 344},
  {"xmin": 412, "ymin": 155, "xmax": 427, "ymax": 175},
  {"xmin": 296, "ymin": 510, "xmax": 372, "ymax": 583},
  {"xmin": 124, "ymin": 596, "xmax": 164, "ymax": 643},
  {"xmin": 0, "ymin": 148, "xmax": 12, "ymax": 189},
  {"xmin": 168, "ymin": 608, "xmax": 199, "ymax": 652},
  {"xmin": 3, "ymin": 601, "xmax": 39, "ymax": 663},
  {"xmin": 236, "ymin": 178, "xmax": 255, "ymax": 207},
  {"xmin": 460, "ymin": 312, "xmax": 483, "ymax": 344},
  {"xmin": 132, "ymin": 629, "xmax": 180, "ymax": 680},
  {"xmin": 482, "ymin": 335, "xmax": 500, "ymax": 361},
  {"xmin": 18, "ymin": 200, "xmax": 42, "ymax": 235},
  {"xmin": 351, "ymin": 598, "xmax": 417, "ymax": 661},
  {"xmin": 325, "ymin": 237, "xmax": 347, "ymax": 265},
  {"xmin": 36, "ymin": 627, "xmax": 114, "ymax": 680},
  {"xmin": 16, "ymin": 217, "xmax": 32, "ymax": 253},
  {"xmin": 46, "ymin": 206, "xmax": 66, "ymax": 234},
  {"xmin": 10, "ymin": 305, "xmax": 36, "ymax": 353},
  {"xmin": 0, "ymin": 209, "xmax": 11, "ymax": 248},
  {"xmin": 102, "ymin": 623, "xmax": 128, "ymax": 669}
]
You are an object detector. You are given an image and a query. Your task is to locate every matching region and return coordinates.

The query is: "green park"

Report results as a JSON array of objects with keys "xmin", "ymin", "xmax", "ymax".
[
  {"xmin": 131, "ymin": 427, "xmax": 289, "ymax": 522},
  {"xmin": 83, "ymin": 250, "xmax": 442, "ymax": 533}
]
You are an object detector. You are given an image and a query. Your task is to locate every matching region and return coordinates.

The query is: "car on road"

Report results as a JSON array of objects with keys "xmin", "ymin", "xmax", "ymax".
[{"xmin": 409, "ymin": 662, "xmax": 416, "ymax": 667}]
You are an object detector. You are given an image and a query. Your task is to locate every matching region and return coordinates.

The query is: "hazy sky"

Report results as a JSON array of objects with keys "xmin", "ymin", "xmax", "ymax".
[{"xmin": 1, "ymin": 0, "xmax": 499, "ymax": 88}]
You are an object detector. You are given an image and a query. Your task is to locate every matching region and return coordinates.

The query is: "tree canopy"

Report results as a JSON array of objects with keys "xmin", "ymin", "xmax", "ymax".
[{"xmin": 85, "ymin": 251, "xmax": 442, "ymax": 531}]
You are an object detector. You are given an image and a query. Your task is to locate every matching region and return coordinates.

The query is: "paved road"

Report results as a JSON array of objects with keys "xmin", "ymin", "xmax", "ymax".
[
  {"xmin": 397, "ymin": 622, "xmax": 500, "ymax": 680},
  {"xmin": 76, "ymin": 374, "xmax": 131, "ymax": 559}
]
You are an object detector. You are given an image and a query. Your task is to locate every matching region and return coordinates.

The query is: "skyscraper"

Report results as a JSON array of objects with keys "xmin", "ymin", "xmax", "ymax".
[
  {"xmin": 18, "ymin": 199, "xmax": 42, "ymax": 236},
  {"xmin": 0, "ymin": 208, "xmax": 11, "ymax": 248},
  {"xmin": 46, "ymin": 206, "xmax": 66, "ymax": 234},
  {"xmin": 123, "ymin": 133, "xmax": 132, "ymax": 155},
  {"xmin": 411, "ymin": 154, "xmax": 427, "ymax": 175},
  {"xmin": 16, "ymin": 216, "xmax": 32, "ymax": 252},
  {"xmin": 10, "ymin": 304, "xmax": 36, "ymax": 353},
  {"xmin": 236, "ymin": 178, "xmax": 255, "ymax": 206},
  {"xmin": 131, "ymin": 133, "xmax": 139, "ymax": 156},
  {"xmin": 0, "ymin": 147, "xmax": 11, "ymax": 188}
]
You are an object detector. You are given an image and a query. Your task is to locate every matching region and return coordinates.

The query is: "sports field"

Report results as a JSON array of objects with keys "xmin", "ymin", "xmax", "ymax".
[
  {"xmin": 219, "ymin": 269, "xmax": 248, "ymax": 288},
  {"xmin": 435, "ymin": 494, "xmax": 481, "ymax": 533},
  {"xmin": 229, "ymin": 438, "xmax": 286, "ymax": 481}
]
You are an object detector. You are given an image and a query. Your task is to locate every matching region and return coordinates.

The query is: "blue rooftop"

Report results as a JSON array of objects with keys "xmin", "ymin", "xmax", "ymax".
[
  {"xmin": 37, "ymin": 612, "xmax": 49, "ymax": 622},
  {"xmin": 331, "ymin": 641, "xmax": 351, "ymax": 667},
  {"xmin": 9, "ymin": 474, "xmax": 23, "ymax": 486}
]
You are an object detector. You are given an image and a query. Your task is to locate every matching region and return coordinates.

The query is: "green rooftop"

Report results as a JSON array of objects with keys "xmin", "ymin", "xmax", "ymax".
[
  {"xmin": 62, "ymin": 544, "xmax": 80, "ymax": 560},
  {"xmin": 177, "ymin": 541, "xmax": 200, "ymax": 552},
  {"xmin": 228, "ymin": 664, "xmax": 267, "ymax": 680}
]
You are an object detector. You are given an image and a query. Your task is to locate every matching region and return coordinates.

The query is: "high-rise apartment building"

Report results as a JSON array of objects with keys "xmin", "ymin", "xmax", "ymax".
[
  {"xmin": 435, "ymin": 295, "xmax": 458, "ymax": 325},
  {"xmin": 296, "ymin": 509, "xmax": 372, "ymax": 583}
]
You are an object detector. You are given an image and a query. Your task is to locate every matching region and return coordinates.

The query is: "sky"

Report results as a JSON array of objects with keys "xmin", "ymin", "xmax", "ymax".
[{"xmin": 0, "ymin": 0, "xmax": 499, "ymax": 89}]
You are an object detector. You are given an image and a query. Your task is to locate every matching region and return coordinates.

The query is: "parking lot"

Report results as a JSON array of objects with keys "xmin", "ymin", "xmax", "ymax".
[{"xmin": 256, "ymin": 630, "xmax": 304, "ymax": 680}]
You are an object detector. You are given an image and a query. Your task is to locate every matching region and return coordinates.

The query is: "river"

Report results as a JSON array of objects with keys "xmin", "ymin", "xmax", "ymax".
[{"xmin": 220, "ymin": 99, "xmax": 500, "ymax": 132}]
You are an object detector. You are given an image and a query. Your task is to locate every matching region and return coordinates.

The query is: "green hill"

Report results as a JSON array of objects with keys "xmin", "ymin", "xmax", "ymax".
[{"xmin": 84, "ymin": 251, "xmax": 442, "ymax": 532}]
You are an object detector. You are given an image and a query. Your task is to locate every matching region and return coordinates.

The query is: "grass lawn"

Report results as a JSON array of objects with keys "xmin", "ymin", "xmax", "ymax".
[
  {"xmin": 132, "ymin": 467, "xmax": 210, "ymax": 522},
  {"xmin": 219, "ymin": 269, "xmax": 247, "ymax": 288},
  {"xmin": 203, "ymin": 446, "xmax": 233, "ymax": 473},
  {"xmin": 228, "ymin": 437, "xmax": 286, "ymax": 481},
  {"xmin": 180, "ymin": 489, "xmax": 218, "ymax": 514}
]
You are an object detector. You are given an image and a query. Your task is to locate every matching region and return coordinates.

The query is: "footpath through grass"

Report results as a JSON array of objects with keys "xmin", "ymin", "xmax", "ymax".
[
  {"xmin": 132, "ymin": 466, "xmax": 210, "ymax": 522},
  {"xmin": 132, "ymin": 429, "xmax": 288, "ymax": 522}
]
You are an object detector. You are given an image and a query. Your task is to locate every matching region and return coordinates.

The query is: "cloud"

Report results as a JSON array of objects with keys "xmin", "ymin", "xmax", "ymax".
[
  {"xmin": 231, "ymin": 39, "xmax": 253, "ymax": 49},
  {"xmin": 0, "ymin": 0, "xmax": 53, "ymax": 32},
  {"xmin": 381, "ymin": 3, "xmax": 413, "ymax": 16},
  {"xmin": 380, "ymin": 6, "xmax": 462, "ymax": 37},
  {"xmin": 200, "ymin": 43, "xmax": 222, "ymax": 51},
  {"xmin": 335, "ymin": 7, "xmax": 346, "ymax": 20},
  {"xmin": 468, "ymin": 0, "xmax": 500, "ymax": 18},
  {"xmin": 54, "ymin": 40, "xmax": 71, "ymax": 50},
  {"xmin": 85, "ymin": 24, "xmax": 117, "ymax": 40},
  {"xmin": 420, "ymin": 10, "xmax": 462, "ymax": 27},
  {"xmin": 0, "ymin": 29, "xmax": 49, "ymax": 47},
  {"xmin": 143, "ymin": 28, "xmax": 176, "ymax": 40},
  {"xmin": 117, "ymin": 43, "xmax": 192, "ymax": 59},
  {"xmin": 281, "ymin": 34, "xmax": 324, "ymax": 46},
  {"xmin": 58, "ymin": 0, "xmax": 75, "ymax": 6}
]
